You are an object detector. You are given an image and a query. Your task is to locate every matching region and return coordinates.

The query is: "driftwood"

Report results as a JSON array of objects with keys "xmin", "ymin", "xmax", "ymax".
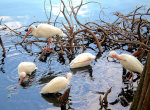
[
  {"xmin": 130, "ymin": 50, "xmax": 150, "ymax": 110},
  {"xmin": 103, "ymin": 87, "xmax": 112, "ymax": 104},
  {"xmin": 99, "ymin": 87, "xmax": 112, "ymax": 109}
]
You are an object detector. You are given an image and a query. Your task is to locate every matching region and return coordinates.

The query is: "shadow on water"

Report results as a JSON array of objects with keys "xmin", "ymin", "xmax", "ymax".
[
  {"xmin": 41, "ymin": 87, "xmax": 73, "ymax": 110},
  {"xmin": 38, "ymin": 73, "xmax": 56, "ymax": 84},
  {"xmin": 41, "ymin": 93, "xmax": 62, "ymax": 106},
  {"xmin": 41, "ymin": 93, "xmax": 72, "ymax": 110},
  {"xmin": 0, "ymin": 53, "xmax": 5, "ymax": 73},
  {"xmin": 70, "ymin": 65, "xmax": 93, "ymax": 80},
  {"xmin": 57, "ymin": 55, "xmax": 66, "ymax": 64}
]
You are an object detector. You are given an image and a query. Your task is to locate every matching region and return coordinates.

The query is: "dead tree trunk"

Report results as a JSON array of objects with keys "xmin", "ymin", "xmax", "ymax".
[{"xmin": 130, "ymin": 50, "xmax": 150, "ymax": 110}]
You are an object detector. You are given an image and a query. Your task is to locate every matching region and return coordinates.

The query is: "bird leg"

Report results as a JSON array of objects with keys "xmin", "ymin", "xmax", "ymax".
[
  {"xmin": 123, "ymin": 72, "xmax": 134, "ymax": 82},
  {"xmin": 51, "ymin": 41, "xmax": 55, "ymax": 51},
  {"xmin": 39, "ymin": 38, "xmax": 55, "ymax": 60},
  {"xmin": 127, "ymin": 72, "xmax": 134, "ymax": 81},
  {"xmin": 43, "ymin": 38, "xmax": 52, "ymax": 53}
]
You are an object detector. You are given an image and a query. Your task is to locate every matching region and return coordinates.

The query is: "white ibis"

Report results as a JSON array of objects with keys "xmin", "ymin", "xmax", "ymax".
[
  {"xmin": 22, "ymin": 23, "xmax": 65, "ymax": 53},
  {"xmin": 108, "ymin": 51, "xmax": 144, "ymax": 79},
  {"xmin": 40, "ymin": 73, "xmax": 72, "ymax": 94},
  {"xmin": 70, "ymin": 53, "xmax": 96, "ymax": 68},
  {"xmin": 18, "ymin": 62, "xmax": 37, "ymax": 85}
]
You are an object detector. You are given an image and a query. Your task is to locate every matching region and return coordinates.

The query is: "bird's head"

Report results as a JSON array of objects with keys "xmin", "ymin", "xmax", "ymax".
[
  {"xmin": 26, "ymin": 25, "xmax": 36, "ymax": 36},
  {"xmin": 109, "ymin": 51, "xmax": 122, "ymax": 60},
  {"xmin": 22, "ymin": 25, "xmax": 36, "ymax": 43},
  {"xmin": 109, "ymin": 51, "xmax": 118, "ymax": 58},
  {"xmin": 19, "ymin": 72, "xmax": 26, "ymax": 85}
]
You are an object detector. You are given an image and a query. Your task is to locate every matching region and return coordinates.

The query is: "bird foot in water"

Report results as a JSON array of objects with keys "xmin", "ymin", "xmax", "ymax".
[
  {"xmin": 123, "ymin": 72, "xmax": 134, "ymax": 82},
  {"xmin": 38, "ymin": 47, "xmax": 52, "ymax": 60},
  {"xmin": 43, "ymin": 46, "xmax": 52, "ymax": 54}
]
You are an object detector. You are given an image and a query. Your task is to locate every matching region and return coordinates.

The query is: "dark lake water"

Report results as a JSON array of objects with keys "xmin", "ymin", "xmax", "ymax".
[{"xmin": 0, "ymin": 0, "xmax": 149, "ymax": 110}]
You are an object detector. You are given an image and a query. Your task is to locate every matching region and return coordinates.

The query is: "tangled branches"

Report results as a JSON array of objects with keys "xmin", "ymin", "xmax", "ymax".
[
  {"xmin": 99, "ymin": 6, "xmax": 150, "ymax": 50},
  {"xmin": 1, "ymin": 0, "xmax": 150, "ymax": 60}
]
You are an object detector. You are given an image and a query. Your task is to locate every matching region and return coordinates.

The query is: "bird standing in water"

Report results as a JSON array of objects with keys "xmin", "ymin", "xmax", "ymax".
[
  {"xmin": 70, "ymin": 53, "xmax": 96, "ymax": 68},
  {"xmin": 40, "ymin": 73, "xmax": 72, "ymax": 94},
  {"xmin": 109, "ymin": 51, "xmax": 144, "ymax": 80},
  {"xmin": 22, "ymin": 23, "xmax": 65, "ymax": 53}
]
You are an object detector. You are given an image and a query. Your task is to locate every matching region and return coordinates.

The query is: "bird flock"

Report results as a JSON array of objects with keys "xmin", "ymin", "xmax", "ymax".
[
  {"xmin": 18, "ymin": 52, "xmax": 96, "ymax": 93},
  {"xmin": 18, "ymin": 23, "xmax": 144, "ymax": 101}
]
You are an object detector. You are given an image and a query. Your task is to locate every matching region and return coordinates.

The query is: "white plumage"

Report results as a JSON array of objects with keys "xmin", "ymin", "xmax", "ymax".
[
  {"xmin": 18, "ymin": 62, "xmax": 37, "ymax": 85},
  {"xmin": 22, "ymin": 23, "xmax": 65, "ymax": 53},
  {"xmin": 109, "ymin": 51, "xmax": 143, "ymax": 74},
  {"xmin": 40, "ymin": 73, "xmax": 72, "ymax": 94},
  {"xmin": 70, "ymin": 53, "xmax": 96, "ymax": 68},
  {"xmin": 28, "ymin": 23, "xmax": 65, "ymax": 38}
]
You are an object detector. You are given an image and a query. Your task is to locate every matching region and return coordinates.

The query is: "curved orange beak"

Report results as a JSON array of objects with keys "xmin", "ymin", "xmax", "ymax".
[
  {"xmin": 112, "ymin": 55, "xmax": 121, "ymax": 60},
  {"xmin": 19, "ymin": 76, "xmax": 24, "ymax": 85},
  {"xmin": 21, "ymin": 28, "xmax": 32, "ymax": 43}
]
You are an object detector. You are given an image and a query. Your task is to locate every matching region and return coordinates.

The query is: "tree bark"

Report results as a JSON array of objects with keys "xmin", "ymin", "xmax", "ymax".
[{"xmin": 130, "ymin": 50, "xmax": 150, "ymax": 110}]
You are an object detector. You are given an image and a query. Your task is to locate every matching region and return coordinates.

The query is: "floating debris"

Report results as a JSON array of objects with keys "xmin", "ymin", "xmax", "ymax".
[{"xmin": 6, "ymin": 85, "xmax": 18, "ymax": 92}]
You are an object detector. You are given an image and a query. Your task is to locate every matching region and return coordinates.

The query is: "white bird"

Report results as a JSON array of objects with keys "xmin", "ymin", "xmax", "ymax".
[
  {"xmin": 108, "ymin": 51, "xmax": 144, "ymax": 74},
  {"xmin": 18, "ymin": 62, "xmax": 37, "ymax": 85},
  {"xmin": 40, "ymin": 73, "xmax": 72, "ymax": 94},
  {"xmin": 70, "ymin": 53, "xmax": 96, "ymax": 68},
  {"xmin": 22, "ymin": 23, "xmax": 65, "ymax": 53}
]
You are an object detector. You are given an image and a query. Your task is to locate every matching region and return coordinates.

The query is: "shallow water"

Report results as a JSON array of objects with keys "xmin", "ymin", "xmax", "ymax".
[
  {"xmin": 0, "ymin": 0, "xmax": 149, "ymax": 110},
  {"xmin": 0, "ymin": 35, "xmax": 139, "ymax": 110}
]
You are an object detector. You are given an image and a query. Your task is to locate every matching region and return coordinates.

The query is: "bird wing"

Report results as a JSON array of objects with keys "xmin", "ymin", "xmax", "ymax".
[
  {"xmin": 70, "ymin": 53, "xmax": 89, "ymax": 66},
  {"xmin": 37, "ymin": 24, "xmax": 63, "ymax": 38},
  {"xmin": 18, "ymin": 62, "xmax": 37, "ymax": 75},
  {"xmin": 40, "ymin": 77, "xmax": 68, "ymax": 93},
  {"xmin": 120, "ymin": 55, "xmax": 143, "ymax": 73}
]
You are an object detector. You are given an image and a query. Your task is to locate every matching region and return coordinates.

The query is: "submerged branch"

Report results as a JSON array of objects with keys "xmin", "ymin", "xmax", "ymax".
[
  {"xmin": 103, "ymin": 87, "xmax": 112, "ymax": 105},
  {"xmin": 0, "ymin": 37, "xmax": 5, "ymax": 55}
]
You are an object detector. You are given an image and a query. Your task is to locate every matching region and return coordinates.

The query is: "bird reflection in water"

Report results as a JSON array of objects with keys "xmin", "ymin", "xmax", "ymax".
[
  {"xmin": 0, "ymin": 37, "xmax": 6, "ymax": 73},
  {"xmin": 70, "ymin": 65, "xmax": 94, "ymax": 80},
  {"xmin": 38, "ymin": 73, "xmax": 55, "ymax": 85},
  {"xmin": 57, "ymin": 55, "xmax": 65, "ymax": 65},
  {"xmin": 19, "ymin": 71, "xmax": 36, "ymax": 87},
  {"xmin": 41, "ymin": 93, "xmax": 62, "ymax": 107},
  {"xmin": 0, "ymin": 53, "xmax": 5, "ymax": 73},
  {"xmin": 41, "ymin": 88, "xmax": 72, "ymax": 110}
]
